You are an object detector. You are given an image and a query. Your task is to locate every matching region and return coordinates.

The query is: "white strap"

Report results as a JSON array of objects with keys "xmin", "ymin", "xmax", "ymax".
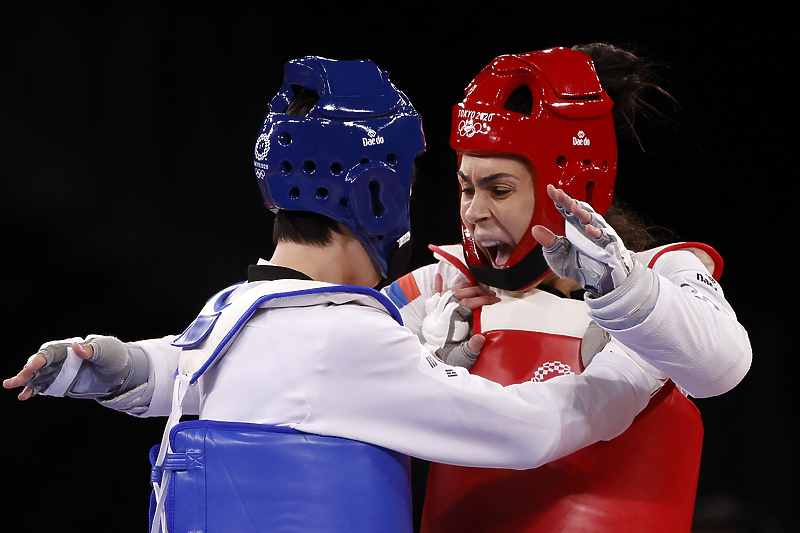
[
  {"xmin": 41, "ymin": 344, "xmax": 84, "ymax": 397},
  {"xmin": 150, "ymin": 373, "xmax": 193, "ymax": 533}
]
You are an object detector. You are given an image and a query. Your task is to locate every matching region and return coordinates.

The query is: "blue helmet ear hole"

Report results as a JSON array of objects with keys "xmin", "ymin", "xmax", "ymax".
[
  {"xmin": 280, "ymin": 161, "xmax": 292, "ymax": 174},
  {"xmin": 360, "ymin": 158, "xmax": 370, "ymax": 164},
  {"xmin": 331, "ymin": 162, "xmax": 343, "ymax": 174},
  {"xmin": 316, "ymin": 187, "xmax": 329, "ymax": 199},
  {"xmin": 339, "ymin": 197, "xmax": 349, "ymax": 207},
  {"xmin": 386, "ymin": 153, "xmax": 397, "ymax": 165},
  {"xmin": 303, "ymin": 161, "xmax": 316, "ymax": 173},
  {"xmin": 279, "ymin": 132, "xmax": 292, "ymax": 145},
  {"xmin": 289, "ymin": 187, "xmax": 300, "ymax": 199},
  {"xmin": 369, "ymin": 180, "xmax": 385, "ymax": 217}
]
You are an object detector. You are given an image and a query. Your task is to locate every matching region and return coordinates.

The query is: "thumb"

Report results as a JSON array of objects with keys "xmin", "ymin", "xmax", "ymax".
[
  {"xmin": 532, "ymin": 225, "xmax": 557, "ymax": 248},
  {"xmin": 72, "ymin": 341, "xmax": 94, "ymax": 360},
  {"xmin": 466, "ymin": 334, "xmax": 485, "ymax": 355}
]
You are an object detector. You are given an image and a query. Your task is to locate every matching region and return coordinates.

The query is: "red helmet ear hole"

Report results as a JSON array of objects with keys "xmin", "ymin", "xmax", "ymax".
[
  {"xmin": 586, "ymin": 181, "xmax": 595, "ymax": 206},
  {"xmin": 504, "ymin": 84, "xmax": 534, "ymax": 115},
  {"xmin": 557, "ymin": 155, "xmax": 567, "ymax": 167}
]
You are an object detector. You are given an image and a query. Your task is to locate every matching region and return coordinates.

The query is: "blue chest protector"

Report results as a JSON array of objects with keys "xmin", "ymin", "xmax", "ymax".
[{"xmin": 149, "ymin": 280, "xmax": 412, "ymax": 533}]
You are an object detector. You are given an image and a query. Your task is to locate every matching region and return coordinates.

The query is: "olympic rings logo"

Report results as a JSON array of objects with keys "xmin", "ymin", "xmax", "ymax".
[{"xmin": 457, "ymin": 118, "xmax": 490, "ymax": 138}]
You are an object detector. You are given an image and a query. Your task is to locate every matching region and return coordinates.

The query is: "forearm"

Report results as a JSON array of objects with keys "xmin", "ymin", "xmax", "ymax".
[
  {"xmin": 100, "ymin": 335, "xmax": 197, "ymax": 417},
  {"xmin": 305, "ymin": 343, "xmax": 651, "ymax": 471},
  {"xmin": 529, "ymin": 350, "xmax": 652, "ymax": 464},
  {"xmin": 588, "ymin": 263, "xmax": 751, "ymax": 397}
]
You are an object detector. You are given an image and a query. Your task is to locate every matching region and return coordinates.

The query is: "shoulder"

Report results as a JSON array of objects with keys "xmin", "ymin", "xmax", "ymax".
[
  {"xmin": 254, "ymin": 299, "xmax": 423, "ymax": 364},
  {"xmin": 633, "ymin": 242, "xmax": 723, "ymax": 280},
  {"xmin": 383, "ymin": 244, "xmax": 470, "ymax": 310}
]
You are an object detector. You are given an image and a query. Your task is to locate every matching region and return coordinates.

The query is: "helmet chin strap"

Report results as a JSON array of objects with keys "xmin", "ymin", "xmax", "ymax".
[
  {"xmin": 467, "ymin": 243, "xmax": 550, "ymax": 291},
  {"xmin": 374, "ymin": 232, "xmax": 413, "ymax": 289}
]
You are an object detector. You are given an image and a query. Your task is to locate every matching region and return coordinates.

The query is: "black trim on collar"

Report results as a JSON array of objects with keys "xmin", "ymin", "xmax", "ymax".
[
  {"xmin": 247, "ymin": 264, "xmax": 313, "ymax": 282},
  {"xmin": 534, "ymin": 283, "xmax": 586, "ymax": 301}
]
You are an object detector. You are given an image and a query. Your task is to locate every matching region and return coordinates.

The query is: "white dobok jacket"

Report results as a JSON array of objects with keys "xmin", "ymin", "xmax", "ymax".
[{"xmin": 125, "ymin": 264, "xmax": 655, "ymax": 471}]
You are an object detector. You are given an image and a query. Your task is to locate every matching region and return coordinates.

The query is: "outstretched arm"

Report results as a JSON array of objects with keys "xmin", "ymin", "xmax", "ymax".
[
  {"xmin": 534, "ymin": 184, "xmax": 751, "ymax": 397},
  {"xmin": 4, "ymin": 337, "xmax": 148, "ymax": 401}
]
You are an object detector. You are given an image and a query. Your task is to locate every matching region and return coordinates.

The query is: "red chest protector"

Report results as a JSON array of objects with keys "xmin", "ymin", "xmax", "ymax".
[{"xmin": 421, "ymin": 247, "xmax": 704, "ymax": 533}]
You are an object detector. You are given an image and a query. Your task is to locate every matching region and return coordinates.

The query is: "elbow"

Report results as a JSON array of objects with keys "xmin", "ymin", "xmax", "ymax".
[{"xmin": 685, "ymin": 337, "xmax": 752, "ymax": 398}]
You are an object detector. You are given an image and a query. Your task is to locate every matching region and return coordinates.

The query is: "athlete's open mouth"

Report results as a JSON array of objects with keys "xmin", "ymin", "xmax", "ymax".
[{"xmin": 480, "ymin": 240, "xmax": 515, "ymax": 268}]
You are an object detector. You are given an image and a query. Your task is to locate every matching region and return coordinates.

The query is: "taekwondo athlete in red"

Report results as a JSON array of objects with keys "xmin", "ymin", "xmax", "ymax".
[{"xmin": 383, "ymin": 44, "xmax": 752, "ymax": 533}]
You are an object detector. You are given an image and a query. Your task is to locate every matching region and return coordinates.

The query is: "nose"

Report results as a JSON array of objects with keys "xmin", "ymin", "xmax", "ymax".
[{"xmin": 463, "ymin": 191, "xmax": 490, "ymax": 225}]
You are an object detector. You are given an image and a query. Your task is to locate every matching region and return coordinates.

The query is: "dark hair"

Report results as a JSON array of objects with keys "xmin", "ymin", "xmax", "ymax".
[
  {"xmin": 572, "ymin": 42, "xmax": 675, "ymax": 147},
  {"xmin": 284, "ymin": 85, "xmax": 320, "ymax": 116},
  {"xmin": 272, "ymin": 210, "xmax": 344, "ymax": 246},
  {"xmin": 604, "ymin": 197, "xmax": 677, "ymax": 251}
]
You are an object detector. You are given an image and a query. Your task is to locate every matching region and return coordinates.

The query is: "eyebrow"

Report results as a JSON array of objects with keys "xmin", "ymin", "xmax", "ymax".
[{"xmin": 457, "ymin": 171, "xmax": 512, "ymax": 185}]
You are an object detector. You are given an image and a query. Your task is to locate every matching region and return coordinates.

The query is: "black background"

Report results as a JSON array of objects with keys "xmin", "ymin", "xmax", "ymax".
[{"xmin": 2, "ymin": 4, "xmax": 792, "ymax": 532}]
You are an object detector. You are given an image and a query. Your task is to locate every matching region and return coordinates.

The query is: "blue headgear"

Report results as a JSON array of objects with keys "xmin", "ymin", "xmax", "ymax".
[{"xmin": 253, "ymin": 57, "xmax": 426, "ymax": 279}]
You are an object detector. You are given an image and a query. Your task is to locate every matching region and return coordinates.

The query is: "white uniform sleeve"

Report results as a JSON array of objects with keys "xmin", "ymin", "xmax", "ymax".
[
  {"xmin": 304, "ymin": 312, "xmax": 652, "ymax": 469},
  {"xmin": 588, "ymin": 249, "xmax": 751, "ymax": 398},
  {"xmin": 200, "ymin": 304, "xmax": 652, "ymax": 470},
  {"xmin": 123, "ymin": 335, "xmax": 200, "ymax": 417}
]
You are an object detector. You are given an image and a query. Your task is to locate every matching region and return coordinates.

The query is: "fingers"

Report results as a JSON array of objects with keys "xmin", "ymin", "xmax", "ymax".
[
  {"xmin": 437, "ymin": 295, "xmax": 457, "ymax": 315},
  {"xmin": 17, "ymin": 386, "xmax": 36, "ymax": 401},
  {"xmin": 546, "ymin": 184, "xmax": 600, "ymax": 237},
  {"xmin": 3, "ymin": 342, "xmax": 93, "ymax": 401},
  {"xmin": 434, "ymin": 273, "xmax": 443, "ymax": 295},
  {"xmin": 452, "ymin": 284, "xmax": 500, "ymax": 310},
  {"xmin": 3, "ymin": 353, "xmax": 47, "ymax": 400},
  {"xmin": 4, "ymin": 353, "xmax": 46, "ymax": 388},
  {"xmin": 584, "ymin": 224, "xmax": 603, "ymax": 240},
  {"xmin": 547, "ymin": 184, "xmax": 575, "ymax": 212},
  {"xmin": 532, "ymin": 225, "xmax": 557, "ymax": 248},
  {"xmin": 548, "ymin": 184, "xmax": 591, "ymax": 220}
]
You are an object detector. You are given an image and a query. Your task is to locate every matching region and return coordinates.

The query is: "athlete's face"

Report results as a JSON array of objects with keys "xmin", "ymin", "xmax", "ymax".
[{"xmin": 458, "ymin": 154, "xmax": 535, "ymax": 268}]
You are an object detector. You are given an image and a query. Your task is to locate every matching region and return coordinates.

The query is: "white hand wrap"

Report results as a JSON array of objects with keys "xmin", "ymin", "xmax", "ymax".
[
  {"xmin": 543, "ymin": 200, "xmax": 634, "ymax": 296},
  {"xmin": 422, "ymin": 290, "xmax": 471, "ymax": 352},
  {"xmin": 38, "ymin": 338, "xmax": 86, "ymax": 397},
  {"xmin": 27, "ymin": 335, "xmax": 150, "ymax": 401}
]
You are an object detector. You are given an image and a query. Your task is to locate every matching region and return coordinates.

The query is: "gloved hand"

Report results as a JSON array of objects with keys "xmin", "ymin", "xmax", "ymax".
[
  {"xmin": 422, "ymin": 290, "xmax": 480, "ymax": 369},
  {"xmin": 533, "ymin": 185, "xmax": 634, "ymax": 297},
  {"xmin": 4, "ymin": 335, "xmax": 149, "ymax": 400}
]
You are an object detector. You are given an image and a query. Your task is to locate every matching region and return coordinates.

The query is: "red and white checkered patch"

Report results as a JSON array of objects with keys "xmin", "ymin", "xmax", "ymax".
[{"xmin": 531, "ymin": 361, "xmax": 574, "ymax": 382}]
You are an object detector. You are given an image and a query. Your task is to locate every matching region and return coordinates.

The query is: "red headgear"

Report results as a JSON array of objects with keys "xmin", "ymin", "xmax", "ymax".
[{"xmin": 451, "ymin": 47, "xmax": 617, "ymax": 290}]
